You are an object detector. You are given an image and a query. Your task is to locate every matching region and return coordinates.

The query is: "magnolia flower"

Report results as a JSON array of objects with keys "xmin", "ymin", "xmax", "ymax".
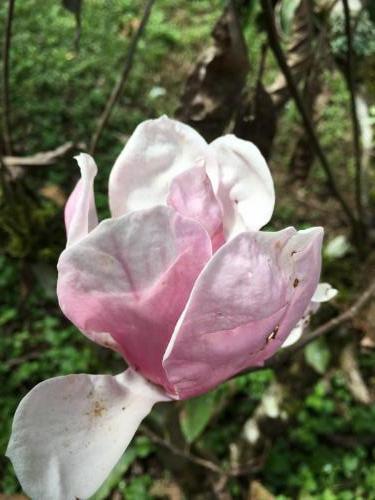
[{"xmin": 7, "ymin": 116, "xmax": 325, "ymax": 500}]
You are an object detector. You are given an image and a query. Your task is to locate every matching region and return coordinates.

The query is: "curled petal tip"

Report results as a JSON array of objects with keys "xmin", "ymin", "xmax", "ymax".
[
  {"xmin": 74, "ymin": 152, "xmax": 98, "ymax": 178},
  {"xmin": 209, "ymin": 135, "xmax": 275, "ymax": 238},
  {"xmin": 312, "ymin": 282, "xmax": 338, "ymax": 303},
  {"xmin": 64, "ymin": 153, "xmax": 98, "ymax": 247},
  {"xmin": 294, "ymin": 226, "xmax": 324, "ymax": 251},
  {"xmin": 301, "ymin": 226, "xmax": 324, "ymax": 237}
]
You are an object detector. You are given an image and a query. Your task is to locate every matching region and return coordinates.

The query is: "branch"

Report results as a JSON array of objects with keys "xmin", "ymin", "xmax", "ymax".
[
  {"xmin": 342, "ymin": 0, "xmax": 365, "ymax": 226},
  {"xmin": 260, "ymin": 0, "xmax": 359, "ymax": 234},
  {"xmin": 2, "ymin": 0, "xmax": 16, "ymax": 155},
  {"xmin": 3, "ymin": 141, "xmax": 75, "ymax": 168},
  {"xmin": 267, "ymin": 278, "xmax": 375, "ymax": 367},
  {"xmin": 5, "ymin": 350, "xmax": 41, "ymax": 368},
  {"xmin": 256, "ymin": 42, "xmax": 268, "ymax": 90},
  {"xmin": 141, "ymin": 424, "xmax": 263, "ymax": 478},
  {"xmin": 140, "ymin": 425, "xmax": 224, "ymax": 475},
  {"xmin": 74, "ymin": 7, "xmax": 82, "ymax": 53},
  {"xmin": 89, "ymin": 0, "xmax": 156, "ymax": 154}
]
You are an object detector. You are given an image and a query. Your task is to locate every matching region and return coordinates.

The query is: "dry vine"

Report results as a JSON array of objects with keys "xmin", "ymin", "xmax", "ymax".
[{"xmin": 89, "ymin": 0, "xmax": 156, "ymax": 154}]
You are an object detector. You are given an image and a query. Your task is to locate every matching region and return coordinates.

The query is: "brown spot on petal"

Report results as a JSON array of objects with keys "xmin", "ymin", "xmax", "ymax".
[
  {"xmin": 293, "ymin": 278, "xmax": 299, "ymax": 288},
  {"xmin": 266, "ymin": 325, "xmax": 279, "ymax": 343},
  {"xmin": 91, "ymin": 400, "xmax": 107, "ymax": 418}
]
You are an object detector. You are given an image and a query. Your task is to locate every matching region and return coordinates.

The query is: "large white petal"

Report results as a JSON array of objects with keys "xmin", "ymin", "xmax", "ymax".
[
  {"xmin": 108, "ymin": 116, "xmax": 216, "ymax": 217},
  {"xmin": 6, "ymin": 369, "xmax": 169, "ymax": 500},
  {"xmin": 208, "ymin": 135, "xmax": 275, "ymax": 239}
]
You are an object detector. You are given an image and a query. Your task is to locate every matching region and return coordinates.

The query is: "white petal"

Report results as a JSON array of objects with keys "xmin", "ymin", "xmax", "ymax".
[
  {"xmin": 208, "ymin": 135, "xmax": 275, "ymax": 239},
  {"xmin": 281, "ymin": 321, "xmax": 304, "ymax": 348},
  {"xmin": 6, "ymin": 369, "xmax": 169, "ymax": 500},
  {"xmin": 324, "ymin": 234, "xmax": 350, "ymax": 259},
  {"xmin": 65, "ymin": 153, "xmax": 98, "ymax": 247},
  {"xmin": 108, "ymin": 116, "xmax": 216, "ymax": 217},
  {"xmin": 311, "ymin": 282, "xmax": 338, "ymax": 303}
]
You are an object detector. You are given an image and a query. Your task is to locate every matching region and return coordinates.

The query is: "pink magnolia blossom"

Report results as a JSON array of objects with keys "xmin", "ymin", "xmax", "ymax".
[{"xmin": 7, "ymin": 116, "xmax": 325, "ymax": 499}]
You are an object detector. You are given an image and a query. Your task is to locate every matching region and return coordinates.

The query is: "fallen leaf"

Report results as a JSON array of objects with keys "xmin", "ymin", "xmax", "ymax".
[
  {"xmin": 175, "ymin": 2, "xmax": 250, "ymax": 141},
  {"xmin": 39, "ymin": 184, "xmax": 67, "ymax": 207},
  {"xmin": 340, "ymin": 343, "xmax": 372, "ymax": 405},
  {"xmin": 248, "ymin": 480, "xmax": 275, "ymax": 500},
  {"xmin": 150, "ymin": 479, "xmax": 183, "ymax": 500}
]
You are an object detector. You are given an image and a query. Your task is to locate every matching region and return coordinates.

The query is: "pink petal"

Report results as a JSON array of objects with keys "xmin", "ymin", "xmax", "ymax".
[
  {"xmin": 108, "ymin": 116, "xmax": 217, "ymax": 218},
  {"xmin": 163, "ymin": 227, "xmax": 323, "ymax": 399},
  {"xmin": 57, "ymin": 206, "xmax": 212, "ymax": 388},
  {"xmin": 64, "ymin": 153, "xmax": 98, "ymax": 247},
  {"xmin": 167, "ymin": 166, "xmax": 225, "ymax": 251},
  {"xmin": 6, "ymin": 369, "xmax": 170, "ymax": 500},
  {"xmin": 208, "ymin": 135, "xmax": 275, "ymax": 239}
]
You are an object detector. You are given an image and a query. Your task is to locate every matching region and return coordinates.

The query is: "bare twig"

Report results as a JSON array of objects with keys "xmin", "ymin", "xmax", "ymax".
[
  {"xmin": 2, "ymin": 0, "xmax": 16, "ymax": 155},
  {"xmin": 342, "ymin": 0, "xmax": 365, "ymax": 227},
  {"xmin": 89, "ymin": 0, "xmax": 156, "ymax": 154},
  {"xmin": 141, "ymin": 424, "xmax": 263, "ymax": 479},
  {"xmin": 74, "ymin": 8, "xmax": 82, "ymax": 53},
  {"xmin": 140, "ymin": 425, "xmax": 224, "ymax": 475},
  {"xmin": 260, "ymin": 0, "xmax": 359, "ymax": 235},
  {"xmin": 3, "ymin": 141, "xmax": 75, "ymax": 168},
  {"xmin": 5, "ymin": 350, "xmax": 41, "ymax": 368},
  {"xmin": 256, "ymin": 43, "xmax": 268, "ymax": 90}
]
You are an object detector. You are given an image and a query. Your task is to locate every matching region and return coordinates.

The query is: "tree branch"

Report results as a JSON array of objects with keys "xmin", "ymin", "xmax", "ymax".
[
  {"xmin": 89, "ymin": 0, "xmax": 156, "ymax": 155},
  {"xmin": 141, "ymin": 424, "xmax": 264, "ymax": 478},
  {"xmin": 342, "ymin": 0, "xmax": 365, "ymax": 227},
  {"xmin": 2, "ymin": 0, "xmax": 16, "ymax": 155},
  {"xmin": 260, "ymin": 0, "xmax": 359, "ymax": 235},
  {"xmin": 3, "ymin": 141, "xmax": 75, "ymax": 168},
  {"xmin": 140, "ymin": 425, "xmax": 224, "ymax": 475}
]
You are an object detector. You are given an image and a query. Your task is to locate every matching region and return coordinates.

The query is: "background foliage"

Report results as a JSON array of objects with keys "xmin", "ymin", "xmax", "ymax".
[{"xmin": 1, "ymin": 0, "xmax": 375, "ymax": 498}]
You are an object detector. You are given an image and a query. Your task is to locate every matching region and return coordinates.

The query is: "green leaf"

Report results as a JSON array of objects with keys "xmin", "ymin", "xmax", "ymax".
[
  {"xmin": 305, "ymin": 338, "xmax": 331, "ymax": 375},
  {"xmin": 180, "ymin": 390, "xmax": 218, "ymax": 444},
  {"xmin": 0, "ymin": 308, "xmax": 17, "ymax": 326}
]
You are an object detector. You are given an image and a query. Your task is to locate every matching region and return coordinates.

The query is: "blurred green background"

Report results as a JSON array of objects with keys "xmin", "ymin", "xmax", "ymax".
[{"xmin": 1, "ymin": 0, "xmax": 375, "ymax": 498}]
